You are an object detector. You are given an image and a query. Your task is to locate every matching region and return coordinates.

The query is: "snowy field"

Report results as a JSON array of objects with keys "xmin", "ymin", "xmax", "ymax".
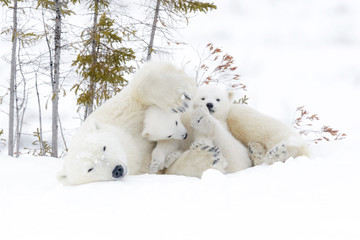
[{"xmin": 1, "ymin": 0, "xmax": 360, "ymax": 239}]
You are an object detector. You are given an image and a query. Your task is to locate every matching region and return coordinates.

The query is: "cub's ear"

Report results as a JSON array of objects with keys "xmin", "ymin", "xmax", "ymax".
[{"xmin": 228, "ymin": 92, "xmax": 235, "ymax": 101}]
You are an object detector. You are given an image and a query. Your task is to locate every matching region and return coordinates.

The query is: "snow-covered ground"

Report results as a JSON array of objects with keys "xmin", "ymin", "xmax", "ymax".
[{"xmin": 1, "ymin": 0, "xmax": 360, "ymax": 239}]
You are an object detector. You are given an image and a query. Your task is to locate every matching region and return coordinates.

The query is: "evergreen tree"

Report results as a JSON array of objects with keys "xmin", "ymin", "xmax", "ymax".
[{"xmin": 72, "ymin": 0, "xmax": 135, "ymax": 119}]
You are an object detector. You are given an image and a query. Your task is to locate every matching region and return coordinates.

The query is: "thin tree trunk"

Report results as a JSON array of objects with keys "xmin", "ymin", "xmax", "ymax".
[
  {"xmin": 52, "ymin": 0, "xmax": 61, "ymax": 158},
  {"xmin": 58, "ymin": 112, "xmax": 67, "ymax": 155},
  {"xmin": 85, "ymin": 0, "xmax": 99, "ymax": 119},
  {"xmin": 35, "ymin": 74, "xmax": 45, "ymax": 156},
  {"xmin": 15, "ymin": 41, "xmax": 28, "ymax": 158},
  {"xmin": 146, "ymin": 0, "xmax": 161, "ymax": 61},
  {"xmin": 8, "ymin": 0, "xmax": 18, "ymax": 157}
]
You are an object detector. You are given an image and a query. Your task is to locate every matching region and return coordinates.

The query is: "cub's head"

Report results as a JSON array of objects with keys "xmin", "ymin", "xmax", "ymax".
[
  {"xmin": 58, "ymin": 121, "xmax": 128, "ymax": 185},
  {"xmin": 194, "ymin": 85, "xmax": 234, "ymax": 121},
  {"xmin": 142, "ymin": 105, "xmax": 187, "ymax": 141}
]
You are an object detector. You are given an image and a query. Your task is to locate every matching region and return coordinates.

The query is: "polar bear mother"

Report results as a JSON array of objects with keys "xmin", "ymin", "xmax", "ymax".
[{"xmin": 58, "ymin": 62, "xmax": 196, "ymax": 185}]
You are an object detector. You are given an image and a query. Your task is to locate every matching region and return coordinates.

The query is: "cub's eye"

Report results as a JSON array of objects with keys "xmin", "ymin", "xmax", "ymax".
[
  {"xmin": 201, "ymin": 97, "xmax": 205, "ymax": 100},
  {"xmin": 175, "ymin": 121, "xmax": 178, "ymax": 126},
  {"xmin": 88, "ymin": 168, "xmax": 94, "ymax": 173},
  {"xmin": 216, "ymin": 98, "xmax": 220, "ymax": 102},
  {"xmin": 103, "ymin": 146, "xmax": 106, "ymax": 151},
  {"xmin": 167, "ymin": 135, "xmax": 172, "ymax": 138}
]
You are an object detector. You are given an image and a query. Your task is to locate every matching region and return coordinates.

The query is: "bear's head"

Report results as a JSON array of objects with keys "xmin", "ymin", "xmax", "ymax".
[
  {"xmin": 142, "ymin": 105, "xmax": 188, "ymax": 141},
  {"xmin": 58, "ymin": 121, "xmax": 128, "ymax": 185},
  {"xmin": 193, "ymin": 85, "xmax": 234, "ymax": 121}
]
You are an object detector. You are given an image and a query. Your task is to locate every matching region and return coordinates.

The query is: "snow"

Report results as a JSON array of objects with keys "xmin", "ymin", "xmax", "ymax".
[
  {"xmin": 1, "ymin": 0, "xmax": 360, "ymax": 239},
  {"xmin": 1, "ymin": 140, "xmax": 359, "ymax": 240}
]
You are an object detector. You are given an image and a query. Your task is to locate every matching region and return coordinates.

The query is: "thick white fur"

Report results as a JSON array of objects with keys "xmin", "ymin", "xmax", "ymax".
[
  {"xmin": 188, "ymin": 85, "xmax": 309, "ymax": 166},
  {"xmin": 142, "ymin": 106, "xmax": 187, "ymax": 141},
  {"xmin": 142, "ymin": 105, "xmax": 188, "ymax": 173},
  {"xmin": 58, "ymin": 62, "xmax": 196, "ymax": 185},
  {"xmin": 189, "ymin": 105, "xmax": 252, "ymax": 173},
  {"xmin": 227, "ymin": 104, "xmax": 309, "ymax": 165},
  {"xmin": 162, "ymin": 85, "xmax": 309, "ymax": 176},
  {"xmin": 150, "ymin": 85, "xmax": 251, "ymax": 176},
  {"xmin": 143, "ymin": 105, "xmax": 226, "ymax": 175}
]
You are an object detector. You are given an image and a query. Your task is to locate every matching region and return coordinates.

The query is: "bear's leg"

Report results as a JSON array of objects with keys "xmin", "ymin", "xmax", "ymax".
[
  {"xmin": 150, "ymin": 145, "xmax": 168, "ymax": 173},
  {"xmin": 190, "ymin": 107, "xmax": 215, "ymax": 137},
  {"xmin": 165, "ymin": 139, "xmax": 226, "ymax": 178}
]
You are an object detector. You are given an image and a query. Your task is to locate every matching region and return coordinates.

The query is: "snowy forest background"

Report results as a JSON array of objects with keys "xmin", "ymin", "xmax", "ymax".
[{"xmin": 1, "ymin": 0, "xmax": 360, "ymax": 240}]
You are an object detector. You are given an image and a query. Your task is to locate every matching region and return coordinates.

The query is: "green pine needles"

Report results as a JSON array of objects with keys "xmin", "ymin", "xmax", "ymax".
[{"xmin": 72, "ymin": 12, "xmax": 135, "ymax": 116}]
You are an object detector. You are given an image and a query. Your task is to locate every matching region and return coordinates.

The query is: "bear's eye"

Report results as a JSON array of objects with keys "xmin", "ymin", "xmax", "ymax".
[
  {"xmin": 103, "ymin": 146, "xmax": 106, "ymax": 151},
  {"xmin": 175, "ymin": 121, "xmax": 178, "ymax": 126},
  {"xmin": 216, "ymin": 98, "xmax": 220, "ymax": 102},
  {"xmin": 167, "ymin": 135, "xmax": 172, "ymax": 138},
  {"xmin": 201, "ymin": 97, "xmax": 205, "ymax": 101},
  {"xmin": 88, "ymin": 168, "xmax": 94, "ymax": 173}
]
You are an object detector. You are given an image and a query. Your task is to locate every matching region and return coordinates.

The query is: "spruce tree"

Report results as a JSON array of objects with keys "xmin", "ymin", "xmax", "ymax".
[{"xmin": 72, "ymin": 0, "xmax": 135, "ymax": 119}]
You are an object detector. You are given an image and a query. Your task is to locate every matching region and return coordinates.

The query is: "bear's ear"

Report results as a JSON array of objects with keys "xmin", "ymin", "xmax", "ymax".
[{"xmin": 228, "ymin": 92, "xmax": 234, "ymax": 101}]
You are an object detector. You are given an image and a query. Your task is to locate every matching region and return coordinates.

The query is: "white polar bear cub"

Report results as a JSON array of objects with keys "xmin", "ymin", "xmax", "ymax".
[
  {"xmin": 58, "ymin": 62, "xmax": 196, "ymax": 185},
  {"xmin": 142, "ymin": 105, "xmax": 226, "ymax": 175},
  {"xmin": 146, "ymin": 85, "xmax": 252, "ymax": 175},
  {"xmin": 142, "ymin": 105, "xmax": 188, "ymax": 173},
  {"xmin": 142, "ymin": 105, "xmax": 188, "ymax": 141},
  {"xmin": 189, "ymin": 86, "xmax": 252, "ymax": 173},
  {"xmin": 198, "ymin": 85, "xmax": 309, "ymax": 165}
]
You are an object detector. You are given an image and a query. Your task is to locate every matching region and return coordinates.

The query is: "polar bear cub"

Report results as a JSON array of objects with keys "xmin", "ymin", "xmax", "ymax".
[
  {"xmin": 198, "ymin": 85, "xmax": 309, "ymax": 166},
  {"xmin": 145, "ymin": 85, "xmax": 252, "ymax": 175},
  {"xmin": 190, "ymin": 86, "xmax": 252, "ymax": 173},
  {"xmin": 142, "ymin": 105, "xmax": 188, "ymax": 173},
  {"xmin": 142, "ymin": 105, "xmax": 188, "ymax": 141},
  {"xmin": 143, "ymin": 105, "xmax": 226, "ymax": 175}
]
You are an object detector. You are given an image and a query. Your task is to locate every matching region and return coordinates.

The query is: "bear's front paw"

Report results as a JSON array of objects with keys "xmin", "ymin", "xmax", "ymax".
[{"xmin": 171, "ymin": 92, "xmax": 192, "ymax": 113}]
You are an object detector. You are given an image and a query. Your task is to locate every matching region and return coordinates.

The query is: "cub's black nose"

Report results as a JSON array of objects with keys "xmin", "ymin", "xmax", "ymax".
[
  {"xmin": 206, "ymin": 103, "xmax": 214, "ymax": 110},
  {"xmin": 183, "ymin": 133, "xmax": 188, "ymax": 139},
  {"xmin": 112, "ymin": 165, "xmax": 124, "ymax": 178}
]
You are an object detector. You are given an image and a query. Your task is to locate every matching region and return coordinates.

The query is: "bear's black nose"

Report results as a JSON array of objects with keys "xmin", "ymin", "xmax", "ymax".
[
  {"xmin": 112, "ymin": 165, "xmax": 124, "ymax": 178},
  {"xmin": 183, "ymin": 133, "xmax": 188, "ymax": 139},
  {"xmin": 206, "ymin": 103, "xmax": 214, "ymax": 110}
]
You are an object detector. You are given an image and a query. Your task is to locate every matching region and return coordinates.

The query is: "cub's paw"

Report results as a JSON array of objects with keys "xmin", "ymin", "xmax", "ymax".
[
  {"xmin": 165, "ymin": 151, "xmax": 182, "ymax": 169},
  {"xmin": 149, "ymin": 158, "xmax": 165, "ymax": 174},
  {"xmin": 248, "ymin": 142, "xmax": 266, "ymax": 166},
  {"xmin": 190, "ymin": 106, "xmax": 213, "ymax": 134},
  {"xmin": 191, "ymin": 140, "xmax": 221, "ymax": 166},
  {"xmin": 190, "ymin": 139, "xmax": 206, "ymax": 150},
  {"xmin": 266, "ymin": 142, "xmax": 288, "ymax": 162}
]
